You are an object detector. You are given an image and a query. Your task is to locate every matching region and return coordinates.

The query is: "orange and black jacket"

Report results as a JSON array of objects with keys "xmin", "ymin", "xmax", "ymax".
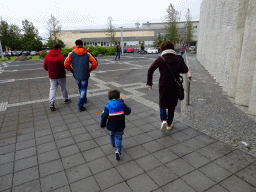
[
  {"xmin": 43, "ymin": 49, "xmax": 66, "ymax": 79},
  {"xmin": 64, "ymin": 46, "xmax": 98, "ymax": 81}
]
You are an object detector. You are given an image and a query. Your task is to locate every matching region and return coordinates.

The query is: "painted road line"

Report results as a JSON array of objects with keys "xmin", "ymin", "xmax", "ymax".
[
  {"xmin": 0, "ymin": 75, "xmax": 158, "ymax": 112},
  {"xmin": 0, "ymin": 68, "xmax": 43, "ymax": 73}
]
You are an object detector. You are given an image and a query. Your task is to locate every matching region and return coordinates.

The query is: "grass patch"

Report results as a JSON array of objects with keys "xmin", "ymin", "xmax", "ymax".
[{"xmin": 0, "ymin": 55, "xmax": 42, "ymax": 62}]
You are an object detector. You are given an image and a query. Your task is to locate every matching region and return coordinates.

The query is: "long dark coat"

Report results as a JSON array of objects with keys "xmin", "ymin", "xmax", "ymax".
[{"xmin": 147, "ymin": 53, "xmax": 188, "ymax": 109}]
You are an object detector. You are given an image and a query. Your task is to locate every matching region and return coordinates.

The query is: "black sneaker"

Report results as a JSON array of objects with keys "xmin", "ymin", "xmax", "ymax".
[
  {"xmin": 115, "ymin": 150, "xmax": 121, "ymax": 161},
  {"xmin": 79, "ymin": 106, "xmax": 86, "ymax": 112},
  {"xmin": 64, "ymin": 99, "xmax": 71, "ymax": 104},
  {"xmin": 50, "ymin": 103, "xmax": 55, "ymax": 111}
]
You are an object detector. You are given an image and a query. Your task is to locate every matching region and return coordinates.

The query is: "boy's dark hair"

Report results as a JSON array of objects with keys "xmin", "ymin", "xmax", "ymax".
[
  {"xmin": 53, "ymin": 44, "xmax": 62, "ymax": 50},
  {"xmin": 75, "ymin": 39, "xmax": 83, "ymax": 46},
  {"xmin": 108, "ymin": 90, "xmax": 120, "ymax": 100}
]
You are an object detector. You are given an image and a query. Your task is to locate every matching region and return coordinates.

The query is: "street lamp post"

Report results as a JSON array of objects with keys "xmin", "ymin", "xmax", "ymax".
[
  {"xmin": 0, "ymin": 35, "xmax": 4, "ymax": 60},
  {"xmin": 120, "ymin": 27, "xmax": 124, "ymax": 55}
]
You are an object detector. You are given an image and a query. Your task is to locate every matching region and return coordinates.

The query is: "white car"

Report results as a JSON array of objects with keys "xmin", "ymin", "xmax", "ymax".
[
  {"xmin": 189, "ymin": 46, "xmax": 196, "ymax": 51},
  {"xmin": 30, "ymin": 51, "xmax": 38, "ymax": 56},
  {"xmin": 146, "ymin": 48, "xmax": 158, "ymax": 54}
]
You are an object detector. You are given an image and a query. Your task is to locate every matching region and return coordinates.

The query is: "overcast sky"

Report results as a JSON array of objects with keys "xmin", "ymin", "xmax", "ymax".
[{"xmin": 0, "ymin": 0, "xmax": 202, "ymax": 38}]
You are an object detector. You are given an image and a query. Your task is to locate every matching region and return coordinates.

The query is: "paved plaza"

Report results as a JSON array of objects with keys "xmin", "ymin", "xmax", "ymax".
[{"xmin": 0, "ymin": 53, "xmax": 256, "ymax": 192}]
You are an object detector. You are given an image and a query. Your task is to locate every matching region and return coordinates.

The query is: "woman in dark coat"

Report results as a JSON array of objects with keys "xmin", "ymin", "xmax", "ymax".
[{"xmin": 147, "ymin": 41, "xmax": 188, "ymax": 132}]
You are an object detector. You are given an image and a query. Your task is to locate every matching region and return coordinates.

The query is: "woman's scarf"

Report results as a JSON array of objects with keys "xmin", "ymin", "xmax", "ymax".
[{"xmin": 161, "ymin": 49, "xmax": 176, "ymax": 56}]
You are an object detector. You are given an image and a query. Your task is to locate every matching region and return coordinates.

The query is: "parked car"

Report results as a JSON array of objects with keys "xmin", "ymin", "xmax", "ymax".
[
  {"xmin": 139, "ymin": 49, "xmax": 147, "ymax": 54},
  {"xmin": 38, "ymin": 51, "xmax": 43, "ymax": 55},
  {"xmin": 127, "ymin": 48, "xmax": 133, "ymax": 53},
  {"xmin": 122, "ymin": 49, "xmax": 127, "ymax": 53},
  {"xmin": 22, "ymin": 51, "xmax": 30, "ymax": 56},
  {"xmin": 189, "ymin": 46, "xmax": 196, "ymax": 51},
  {"xmin": 8, "ymin": 51, "xmax": 17, "ymax": 56},
  {"xmin": 30, "ymin": 51, "xmax": 38, "ymax": 56},
  {"xmin": 16, "ymin": 51, "xmax": 23, "ymax": 56},
  {"xmin": 146, "ymin": 48, "xmax": 159, "ymax": 54}
]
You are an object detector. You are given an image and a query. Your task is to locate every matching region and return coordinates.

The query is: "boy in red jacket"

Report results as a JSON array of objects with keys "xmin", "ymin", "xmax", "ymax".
[{"xmin": 43, "ymin": 44, "xmax": 71, "ymax": 111}]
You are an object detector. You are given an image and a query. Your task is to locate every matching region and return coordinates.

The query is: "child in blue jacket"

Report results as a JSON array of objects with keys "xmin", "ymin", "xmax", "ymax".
[{"xmin": 101, "ymin": 90, "xmax": 131, "ymax": 161}]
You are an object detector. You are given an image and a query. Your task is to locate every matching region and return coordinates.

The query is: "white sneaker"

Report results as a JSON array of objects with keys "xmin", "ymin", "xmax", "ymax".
[
  {"xmin": 167, "ymin": 124, "xmax": 174, "ymax": 131},
  {"xmin": 160, "ymin": 121, "xmax": 167, "ymax": 132}
]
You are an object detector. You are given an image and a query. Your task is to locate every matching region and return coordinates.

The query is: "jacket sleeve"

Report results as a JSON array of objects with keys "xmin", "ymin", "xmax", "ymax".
[
  {"xmin": 101, "ymin": 106, "xmax": 109, "ymax": 128},
  {"xmin": 124, "ymin": 104, "xmax": 131, "ymax": 115},
  {"xmin": 87, "ymin": 52, "xmax": 98, "ymax": 70},
  {"xmin": 147, "ymin": 58, "xmax": 160, "ymax": 86},
  {"xmin": 43, "ymin": 55, "xmax": 48, "ymax": 71},
  {"xmin": 64, "ymin": 52, "xmax": 73, "ymax": 72},
  {"xmin": 179, "ymin": 58, "xmax": 189, "ymax": 74}
]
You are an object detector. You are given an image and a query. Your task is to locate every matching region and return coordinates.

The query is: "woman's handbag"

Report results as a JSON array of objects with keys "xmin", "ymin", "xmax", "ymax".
[{"xmin": 161, "ymin": 56, "xmax": 185, "ymax": 100}]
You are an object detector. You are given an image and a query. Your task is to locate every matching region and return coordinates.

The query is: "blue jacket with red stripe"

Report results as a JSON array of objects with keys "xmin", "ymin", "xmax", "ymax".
[{"xmin": 101, "ymin": 99, "xmax": 131, "ymax": 132}]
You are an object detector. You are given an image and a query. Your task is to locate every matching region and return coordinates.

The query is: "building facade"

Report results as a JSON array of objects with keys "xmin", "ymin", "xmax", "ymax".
[
  {"xmin": 58, "ymin": 21, "xmax": 199, "ymax": 48},
  {"xmin": 197, "ymin": 0, "xmax": 256, "ymax": 115}
]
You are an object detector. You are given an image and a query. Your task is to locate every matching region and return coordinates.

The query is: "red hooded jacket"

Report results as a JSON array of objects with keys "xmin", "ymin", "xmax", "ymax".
[{"xmin": 43, "ymin": 49, "xmax": 66, "ymax": 79}]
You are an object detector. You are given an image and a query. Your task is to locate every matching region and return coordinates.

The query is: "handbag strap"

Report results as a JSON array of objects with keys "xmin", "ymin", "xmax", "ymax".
[{"xmin": 160, "ymin": 56, "xmax": 181, "ymax": 85}]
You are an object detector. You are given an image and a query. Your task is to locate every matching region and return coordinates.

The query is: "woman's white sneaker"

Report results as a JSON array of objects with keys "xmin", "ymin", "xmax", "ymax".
[
  {"xmin": 167, "ymin": 124, "xmax": 174, "ymax": 131},
  {"xmin": 160, "ymin": 121, "xmax": 167, "ymax": 132}
]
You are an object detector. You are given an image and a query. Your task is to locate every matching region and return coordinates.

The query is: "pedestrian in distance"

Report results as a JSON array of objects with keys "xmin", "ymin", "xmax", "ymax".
[
  {"xmin": 115, "ymin": 43, "xmax": 121, "ymax": 60},
  {"xmin": 64, "ymin": 39, "xmax": 98, "ymax": 112},
  {"xmin": 140, "ymin": 44, "xmax": 144, "ymax": 55},
  {"xmin": 43, "ymin": 44, "xmax": 71, "ymax": 111},
  {"xmin": 147, "ymin": 41, "xmax": 188, "ymax": 132},
  {"xmin": 101, "ymin": 90, "xmax": 131, "ymax": 161},
  {"xmin": 181, "ymin": 43, "xmax": 185, "ymax": 56}
]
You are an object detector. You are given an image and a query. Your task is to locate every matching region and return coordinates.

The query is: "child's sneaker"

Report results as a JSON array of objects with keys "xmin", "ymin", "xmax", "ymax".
[
  {"xmin": 167, "ymin": 124, "xmax": 174, "ymax": 131},
  {"xmin": 50, "ymin": 102, "xmax": 55, "ymax": 111},
  {"xmin": 160, "ymin": 121, "xmax": 167, "ymax": 132},
  {"xmin": 115, "ymin": 150, "xmax": 121, "ymax": 161},
  {"xmin": 64, "ymin": 99, "xmax": 71, "ymax": 104}
]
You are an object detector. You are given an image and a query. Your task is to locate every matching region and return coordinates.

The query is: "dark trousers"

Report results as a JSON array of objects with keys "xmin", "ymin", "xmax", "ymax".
[{"xmin": 160, "ymin": 107, "xmax": 175, "ymax": 125}]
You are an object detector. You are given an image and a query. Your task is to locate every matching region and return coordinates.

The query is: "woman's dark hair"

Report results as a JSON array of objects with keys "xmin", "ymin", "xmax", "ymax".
[
  {"xmin": 160, "ymin": 41, "xmax": 175, "ymax": 51},
  {"xmin": 108, "ymin": 90, "xmax": 120, "ymax": 100}
]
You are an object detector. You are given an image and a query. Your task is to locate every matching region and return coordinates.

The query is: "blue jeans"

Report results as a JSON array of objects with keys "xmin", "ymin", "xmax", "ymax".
[
  {"xmin": 160, "ymin": 108, "xmax": 175, "ymax": 126},
  {"xmin": 110, "ymin": 131, "xmax": 124, "ymax": 151},
  {"xmin": 115, "ymin": 52, "xmax": 120, "ymax": 59},
  {"xmin": 76, "ymin": 79, "xmax": 88, "ymax": 109}
]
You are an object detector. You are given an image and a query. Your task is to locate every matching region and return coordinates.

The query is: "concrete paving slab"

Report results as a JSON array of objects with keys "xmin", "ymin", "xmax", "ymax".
[
  {"xmin": 126, "ymin": 173, "xmax": 158, "ymax": 192},
  {"xmin": 65, "ymin": 163, "xmax": 92, "ymax": 183},
  {"xmin": 70, "ymin": 176, "xmax": 100, "ymax": 192}
]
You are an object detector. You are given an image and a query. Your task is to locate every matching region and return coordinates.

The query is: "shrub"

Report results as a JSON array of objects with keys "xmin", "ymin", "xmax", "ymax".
[
  {"xmin": 90, "ymin": 50, "xmax": 100, "ymax": 57},
  {"xmin": 60, "ymin": 46, "xmax": 116, "ymax": 58},
  {"xmin": 39, "ymin": 51, "xmax": 48, "ymax": 59},
  {"xmin": 107, "ymin": 47, "xmax": 115, "ymax": 55}
]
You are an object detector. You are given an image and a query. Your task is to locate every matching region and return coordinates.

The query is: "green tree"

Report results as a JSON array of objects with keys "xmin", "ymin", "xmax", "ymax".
[
  {"xmin": 105, "ymin": 17, "xmax": 117, "ymax": 46},
  {"xmin": 164, "ymin": 3, "xmax": 179, "ymax": 44},
  {"xmin": 21, "ymin": 19, "xmax": 42, "ymax": 51},
  {"xmin": 0, "ymin": 18, "xmax": 22, "ymax": 51},
  {"xmin": 185, "ymin": 8, "xmax": 193, "ymax": 47},
  {"xmin": 46, "ymin": 15, "xmax": 61, "ymax": 44},
  {"xmin": 153, "ymin": 33, "xmax": 163, "ymax": 47},
  {"xmin": 46, "ymin": 39, "xmax": 65, "ymax": 49}
]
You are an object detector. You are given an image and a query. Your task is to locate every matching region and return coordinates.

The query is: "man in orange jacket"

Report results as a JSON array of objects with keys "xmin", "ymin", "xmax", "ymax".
[{"xmin": 64, "ymin": 40, "xmax": 98, "ymax": 111}]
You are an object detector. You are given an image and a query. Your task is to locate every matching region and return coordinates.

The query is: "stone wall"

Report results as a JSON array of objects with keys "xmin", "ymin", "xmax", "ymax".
[{"xmin": 197, "ymin": 0, "xmax": 256, "ymax": 115}]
